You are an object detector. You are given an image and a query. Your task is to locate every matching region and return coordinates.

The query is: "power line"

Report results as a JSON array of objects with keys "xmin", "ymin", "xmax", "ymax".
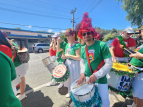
[
  {"xmin": 0, "ymin": 2, "xmax": 70, "ymax": 18},
  {"xmin": 0, "ymin": 21, "xmax": 66, "ymax": 30},
  {"xmin": 78, "ymin": 0, "xmax": 89, "ymax": 13},
  {"xmin": 86, "ymin": 0, "xmax": 97, "ymax": 12},
  {"xmin": 34, "ymin": 0, "xmax": 71, "ymax": 10},
  {"xmin": 89, "ymin": 0, "xmax": 102, "ymax": 13},
  {"xmin": 75, "ymin": 0, "xmax": 97, "ymax": 21},
  {"xmin": 13, "ymin": 0, "xmax": 70, "ymax": 13},
  {"xmin": 0, "ymin": 7, "xmax": 71, "ymax": 20}
]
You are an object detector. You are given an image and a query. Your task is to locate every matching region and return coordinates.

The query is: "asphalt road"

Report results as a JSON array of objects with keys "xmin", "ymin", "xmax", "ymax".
[{"xmin": 19, "ymin": 52, "xmax": 133, "ymax": 107}]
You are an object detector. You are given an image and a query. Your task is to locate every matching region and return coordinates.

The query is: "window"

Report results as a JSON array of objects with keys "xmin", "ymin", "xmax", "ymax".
[
  {"xmin": 38, "ymin": 34, "xmax": 42, "ymax": 37},
  {"xmin": 48, "ymin": 35, "xmax": 51, "ymax": 38},
  {"xmin": 45, "ymin": 44, "xmax": 49, "ymax": 46},
  {"xmin": 37, "ymin": 44, "xmax": 49, "ymax": 46},
  {"xmin": 6, "ymin": 32, "xmax": 11, "ymax": 34}
]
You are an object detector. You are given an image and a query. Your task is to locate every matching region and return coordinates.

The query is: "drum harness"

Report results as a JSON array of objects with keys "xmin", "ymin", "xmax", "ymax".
[{"xmin": 85, "ymin": 45, "xmax": 104, "ymax": 74}]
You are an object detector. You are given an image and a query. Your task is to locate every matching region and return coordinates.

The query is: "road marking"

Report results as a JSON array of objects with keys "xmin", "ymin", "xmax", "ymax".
[
  {"xmin": 25, "ymin": 83, "xmax": 47, "ymax": 95},
  {"xmin": 16, "ymin": 83, "xmax": 47, "ymax": 97}
]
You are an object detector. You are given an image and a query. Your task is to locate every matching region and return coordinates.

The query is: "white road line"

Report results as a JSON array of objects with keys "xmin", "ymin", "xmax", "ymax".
[{"xmin": 25, "ymin": 83, "xmax": 47, "ymax": 95}]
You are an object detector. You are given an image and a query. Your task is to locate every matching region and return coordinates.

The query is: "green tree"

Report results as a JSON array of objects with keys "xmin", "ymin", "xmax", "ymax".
[
  {"xmin": 118, "ymin": 0, "xmax": 143, "ymax": 27},
  {"xmin": 103, "ymin": 32, "xmax": 117, "ymax": 42},
  {"xmin": 13, "ymin": 27, "xmax": 21, "ymax": 29},
  {"xmin": 111, "ymin": 28, "xmax": 117, "ymax": 34},
  {"xmin": 61, "ymin": 34, "xmax": 67, "ymax": 43}
]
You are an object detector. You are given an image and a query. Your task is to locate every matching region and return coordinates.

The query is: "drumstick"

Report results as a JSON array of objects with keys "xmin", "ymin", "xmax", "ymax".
[
  {"xmin": 39, "ymin": 56, "xmax": 48, "ymax": 66},
  {"xmin": 56, "ymin": 52, "xmax": 65, "ymax": 60},
  {"xmin": 72, "ymin": 82, "xmax": 88, "ymax": 89},
  {"xmin": 39, "ymin": 56, "xmax": 43, "ymax": 60}
]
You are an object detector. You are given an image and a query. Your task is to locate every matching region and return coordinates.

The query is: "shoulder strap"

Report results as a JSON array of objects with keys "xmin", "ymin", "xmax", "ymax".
[
  {"xmin": 11, "ymin": 49, "xmax": 16, "ymax": 63},
  {"xmin": 85, "ymin": 45, "xmax": 105, "ymax": 74},
  {"xmin": 85, "ymin": 45, "xmax": 93, "ymax": 74}
]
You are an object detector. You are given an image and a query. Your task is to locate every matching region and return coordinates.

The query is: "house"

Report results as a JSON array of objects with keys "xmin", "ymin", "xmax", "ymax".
[{"xmin": 0, "ymin": 27, "xmax": 54, "ymax": 52}]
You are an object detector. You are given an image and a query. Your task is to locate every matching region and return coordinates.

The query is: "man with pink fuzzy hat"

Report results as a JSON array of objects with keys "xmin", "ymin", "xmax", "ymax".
[{"xmin": 76, "ymin": 12, "xmax": 113, "ymax": 107}]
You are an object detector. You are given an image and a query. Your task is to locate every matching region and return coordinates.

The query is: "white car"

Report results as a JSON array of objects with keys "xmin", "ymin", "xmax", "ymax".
[{"xmin": 33, "ymin": 43, "xmax": 50, "ymax": 53}]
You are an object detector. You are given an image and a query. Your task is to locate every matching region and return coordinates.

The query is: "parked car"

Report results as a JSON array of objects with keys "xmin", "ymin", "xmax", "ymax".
[
  {"xmin": 106, "ymin": 39, "xmax": 114, "ymax": 48},
  {"xmin": 33, "ymin": 43, "xmax": 50, "ymax": 53}
]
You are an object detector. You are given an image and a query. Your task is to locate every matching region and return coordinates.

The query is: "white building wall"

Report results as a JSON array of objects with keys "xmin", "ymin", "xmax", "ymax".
[{"xmin": 0, "ymin": 29, "xmax": 52, "ymax": 37}]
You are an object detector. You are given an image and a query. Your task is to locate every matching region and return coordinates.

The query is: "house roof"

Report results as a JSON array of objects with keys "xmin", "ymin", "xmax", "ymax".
[
  {"xmin": 7, "ymin": 34, "xmax": 48, "ymax": 39},
  {"xmin": 0, "ymin": 27, "xmax": 54, "ymax": 34}
]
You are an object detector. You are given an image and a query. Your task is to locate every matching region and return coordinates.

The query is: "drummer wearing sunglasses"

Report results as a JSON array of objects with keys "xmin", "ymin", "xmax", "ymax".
[
  {"xmin": 76, "ymin": 12, "xmax": 113, "ymax": 107},
  {"xmin": 110, "ymin": 27, "xmax": 136, "ymax": 63}
]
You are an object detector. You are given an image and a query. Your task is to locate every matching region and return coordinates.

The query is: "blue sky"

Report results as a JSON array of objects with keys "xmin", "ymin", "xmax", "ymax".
[{"xmin": 0, "ymin": 0, "xmax": 137, "ymax": 33}]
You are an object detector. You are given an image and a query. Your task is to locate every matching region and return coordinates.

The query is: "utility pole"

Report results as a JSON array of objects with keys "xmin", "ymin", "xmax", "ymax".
[{"xmin": 70, "ymin": 8, "xmax": 77, "ymax": 30}]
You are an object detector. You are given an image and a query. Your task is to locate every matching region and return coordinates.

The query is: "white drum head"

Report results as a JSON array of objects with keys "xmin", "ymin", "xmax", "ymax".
[
  {"xmin": 71, "ymin": 77, "xmax": 94, "ymax": 96},
  {"xmin": 53, "ymin": 64, "xmax": 67, "ymax": 78}
]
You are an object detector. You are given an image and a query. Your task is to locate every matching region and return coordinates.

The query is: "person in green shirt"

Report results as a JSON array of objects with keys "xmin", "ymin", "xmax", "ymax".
[
  {"xmin": 11, "ymin": 42, "xmax": 29, "ymax": 101},
  {"xmin": 76, "ymin": 12, "xmax": 113, "ymax": 107},
  {"xmin": 61, "ymin": 28, "xmax": 81, "ymax": 98},
  {"xmin": 46, "ymin": 33, "xmax": 67, "ymax": 89},
  {"xmin": 127, "ymin": 28, "xmax": 143, "ymax": 107},
  {"xmin": 0, "ymin": 51, "xmax": 22, "ymax": 107}
]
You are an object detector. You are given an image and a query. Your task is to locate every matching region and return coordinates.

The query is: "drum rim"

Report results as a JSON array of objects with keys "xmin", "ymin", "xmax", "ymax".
[
  {"xmin": 52, "ymin": 64, "xmax": 67, "ymax": 78},
  {"xmin": 71, "ymin": 78, "xmax": 95, "ymax": 97},
  {"xmin": 43, "ymin": 57, "xmax": 51, "ymax": 60}
]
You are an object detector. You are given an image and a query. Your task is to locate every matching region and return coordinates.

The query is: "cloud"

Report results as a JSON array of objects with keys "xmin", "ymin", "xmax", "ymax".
[
  {"xmin": 48, "ymin": 29, "xmax": 53, "ymax": 32},
  {"xmin": 37, "ymin": 29, "xmax": 39, "ymax": 31},
  {"xmin": 61, "ymin": 30, "xmax": 66, "ymax": 33},
  {"xmin": 26, "ymin": 25, "xmax": 32, "ymax": 28}
]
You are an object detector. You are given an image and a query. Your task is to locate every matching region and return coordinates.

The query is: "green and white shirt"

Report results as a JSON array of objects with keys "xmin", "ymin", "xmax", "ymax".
[
  {"xmin": 56, "ymin": 41, "xmax": 67, "ymax": 63},
  {"xmin": 65, "ymin": 42, "xmax": 81, "ymax": 60},
  {"xmin": 130, "ymin": 44, "xmax": 143, "ymax": 67},
  {"xmin": 81, "ymin": 41, "xmax": 112, "ymax": 84},
  {"xmin": 0, "ymin": 51, "xmax": 22, "ymax": 107}
]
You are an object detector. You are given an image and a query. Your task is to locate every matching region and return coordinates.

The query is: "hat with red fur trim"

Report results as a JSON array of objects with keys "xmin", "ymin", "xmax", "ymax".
[
  {"xmin": 95, "ymin": 34, "xmax": 100, "ymax": 40},
  {"xmin": 78, "ymin": 12, "xmax": 97, "ymax": 39}
]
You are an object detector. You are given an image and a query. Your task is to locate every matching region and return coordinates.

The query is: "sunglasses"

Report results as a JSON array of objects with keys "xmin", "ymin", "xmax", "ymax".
[
  {"xmin": 82, "ymin": 32, "xmax": 91, "ymax": 36},
  {"xmin": 127, "ymin": 33, "xmax": 132, "ymax": 35}
]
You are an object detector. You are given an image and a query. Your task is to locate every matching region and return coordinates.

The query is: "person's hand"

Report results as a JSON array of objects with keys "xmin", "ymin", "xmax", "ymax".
[
  {"xmin": 61, "ymin": 54, "xmax": 67, "ymax": 59},
  {"xmin": 113, "ymin": 58, "xmax": 117, "ymax": 63},
  {"xmin": 76, "ymin": 73, "xmax": 86, "ymax": 85},
  {"xmin": 64, "ymin": 54, "xmax": 69, "ymax": 58},
  {"xmin": 57, "ymin": 37, "xmax": 63, "ymax": 44},
  {"xmin": 129, "ymin": 52, "xmax": 143, "ymax": 59},
  {"xmin": 53, "ymin": 39, "xmax": 56, "ymax": 44},
  {"xmin": 87, "ymin": 74, "xmax": 97, "ymax": 84}
]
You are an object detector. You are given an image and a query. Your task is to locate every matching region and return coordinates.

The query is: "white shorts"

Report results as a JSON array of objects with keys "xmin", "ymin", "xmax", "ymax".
[
  {"xmin": 50, "ymin": 56, "xmax": 56, "ymax": 62},
  {"xmin": 15, "ymin": 63, "xmax": 29, "ymax": 77},
  {"xmin": 95, "ymin": 83, "xmax": 110, "ymax": 107},
  {"xmin": 115, "ymin": 57, "xmax": 129, "ymax": 62},
  {"xmin": 132, "ymin": 72, "xmax": 143, "ymax": 99}
]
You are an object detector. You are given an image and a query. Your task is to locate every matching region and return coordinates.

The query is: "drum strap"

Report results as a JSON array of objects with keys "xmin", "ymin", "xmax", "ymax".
[
  {"xmin": 85, "ymin": 45, "xmax": 104, "ymax": 74},
  {"xmin": 11, "ymin": 49, "xmax": 16, "ymax": 62}
]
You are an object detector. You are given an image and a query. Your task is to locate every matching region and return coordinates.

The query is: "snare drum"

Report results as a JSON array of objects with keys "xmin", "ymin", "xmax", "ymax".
[
  {"xmin": 52, "ymin": 64, "xmax": 69, "ymax": 83},
  {"xmin": 70, "ymin": 77, "xmax": 102, "ymax": 107},
  {"xmin": 42, "ymin": 57, "xmax": 58, "ymax": 73},
  {"xmin": 107, "ymin": 63, "xmax": 135, "ymax": 96},
  {"xmin": 42, "ymin": 57, "xmax": 52, "ymax": 67}
]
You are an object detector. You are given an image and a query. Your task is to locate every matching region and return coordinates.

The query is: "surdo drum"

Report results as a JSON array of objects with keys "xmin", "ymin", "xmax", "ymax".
[{"xmin": 107, "ymin": 63, "xmax": 135, "ymax": 96}]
